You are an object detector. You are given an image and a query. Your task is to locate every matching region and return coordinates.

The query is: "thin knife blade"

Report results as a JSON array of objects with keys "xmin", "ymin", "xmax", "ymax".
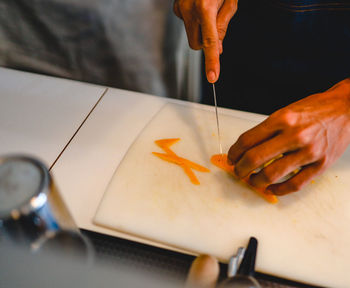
[{"xmin": 212, "ymin": 83, "xmax": 223, "ymax": 155}]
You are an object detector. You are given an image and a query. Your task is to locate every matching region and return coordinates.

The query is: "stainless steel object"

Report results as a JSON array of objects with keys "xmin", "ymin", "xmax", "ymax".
[
  {"xmin": 219, "ymin": 237, "xmax": 262, "ymax": 288},
  {"xmin": 0, "ymin": 155, "xmax": 92, "ymax": 258},
  {"xmin": 212, "ymin": 83, "xmax": 223, "ymax": 155},
  {"xmin": 228, "ymin": 247, "xmax": 245, "ymax": 277}
]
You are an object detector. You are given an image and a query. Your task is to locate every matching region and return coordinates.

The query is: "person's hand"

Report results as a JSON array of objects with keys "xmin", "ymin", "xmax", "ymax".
[
  {"xmin": 173, "ymin": 0, "xmax": 238, "ymax": 83},
  {"xmin": 186, "ymin": 255, "xmax": 219, "ymax": 288},
  {"xmin": 228, "ymin": 78, "xmax": 350, "ymax": 196}
]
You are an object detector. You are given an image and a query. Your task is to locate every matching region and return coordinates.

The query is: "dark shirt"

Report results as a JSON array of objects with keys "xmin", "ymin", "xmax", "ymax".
[{"xmin": 203, "ymin": 0, "xmax": 350, "ymax": 114}]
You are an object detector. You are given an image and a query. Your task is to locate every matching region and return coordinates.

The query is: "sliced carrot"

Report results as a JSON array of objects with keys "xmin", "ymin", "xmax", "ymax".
[
  {"xmin": 180, "ymin": 158, "xmax": 210, "ymax": 172},
  {"xmin": 155, "ymin": 138, "xmax": 180, "ymax": 156},
  {"xmin": 153, "ymin": 152, "xmax": 210, "ymax": 172},
  {"xmin": 153, "ymin": 139, "xmax": 209, "ymax": 185},
  {"xmin": 181, "ymin": 165, "xmax": 200, "ymax": 185},
  {"xmin": 211, "ymin": 154, "xmax": 278, "ymax": 204},
  {"xmin": 152, "ymin": 152, "xmax": 183, "ymax": 165},
  {"xmin": 210, "ymin": 154, "xmax": 235, "ymax": 174},
  {"xmin": 155, "ymin": 138, "xmax": 180, "ymax": 148}
]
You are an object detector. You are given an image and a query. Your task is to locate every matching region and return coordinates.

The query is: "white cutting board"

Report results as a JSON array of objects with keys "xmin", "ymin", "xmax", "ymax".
[{"xmin": 94, "ymin": 102, "xmax": 350, "ymax": 287}]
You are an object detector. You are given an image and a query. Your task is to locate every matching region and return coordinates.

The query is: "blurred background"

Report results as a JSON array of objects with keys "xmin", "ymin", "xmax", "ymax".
[
  {"xmin": 0, "ymin": 0, "xmax": 202, "ymax": 102},
  {"xmin": 2, "ymin": 0, "xmax": 349, "ymax": 116}
]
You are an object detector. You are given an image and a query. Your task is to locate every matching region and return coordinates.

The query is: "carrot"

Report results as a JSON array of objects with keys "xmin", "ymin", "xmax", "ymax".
[
  {"xmin": 155, "ymin": 139, "xmax": 180, "ymax": 156},
  {"xmin": 211, "ymin": 154, "xmax": 278, "ymax": 204},
  {"xmin": 182, "ymin": 165, "xmax": 200, "ymax": 185},
  {"xmin": 152, "ymin": 139, "xmax": 210, "ymax": 185},
  {"xmin": 155, "ymin": 138, "xmax": 180, "ymax": 148},
  {"xmin": 152, "ymin": 152, "xmax": 210, "ymax": 172}
]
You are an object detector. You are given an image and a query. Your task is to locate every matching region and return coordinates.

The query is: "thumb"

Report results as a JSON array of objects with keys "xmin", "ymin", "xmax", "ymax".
[{"xmin": 186, "ymin": 255, "xmax": 220, "ymax": 288}]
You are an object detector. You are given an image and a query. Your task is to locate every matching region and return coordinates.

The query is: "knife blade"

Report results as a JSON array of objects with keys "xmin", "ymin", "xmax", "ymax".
[{"xmin": 212, "ymin": 83, "xmax": 223, "ymax": 155}]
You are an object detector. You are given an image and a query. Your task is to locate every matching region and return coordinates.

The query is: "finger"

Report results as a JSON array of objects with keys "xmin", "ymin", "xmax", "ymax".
[
  {"xmin": 186, "ymin": 255, "xmax": 219, "ymax": 288},
  {"xmin": 198, "ymin": 10, "xmax": 220, "ymax": 83},
  {"xmin": 228, "ymin": 120, "xmax": 278, "ymax": 164},
  {"xmin": 267, "ymin": 161, "xmax": 324, "ymax": 196},
  {"xmin": 234, "ymin": 133, "xmax": 292, "ymax": 179},
  {"xmin": 173, "ymin": 1, "xmax": 183, "ymax": 19},
  {"xmin": 183, "ymin": 18, "xmax": 202, "ymax": 50},
  {"xmin": 249, "ymin": 150, "xmax": 307, "ymax": 189},
  {"xmin": 216, "ymin": 0, "xmax": 237, "ymax": 42},
  {"xmin": 179, "ymin": 1, "xmax": 202, "ymax": 50},
  {"xmin": 219, "ymin": 40, "xmax": 223, "ymax": 54}
]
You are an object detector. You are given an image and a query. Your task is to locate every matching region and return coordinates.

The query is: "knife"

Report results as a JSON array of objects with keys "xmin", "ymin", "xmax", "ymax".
[{"xmin": 212, "ymin": 83, "xmax": 223, "ymax": 155}]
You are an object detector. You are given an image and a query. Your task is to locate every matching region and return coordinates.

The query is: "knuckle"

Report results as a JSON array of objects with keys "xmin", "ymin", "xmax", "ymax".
[
  {"xmin": 294, "ymin": 130, "xmax": 309, "ymax": 146},
  {"xmin": 202, "ymin": 36, "xmax": 218, "ymax": 49},
  {"xmin": 237, "ymin": 134, "xmax": 250, "ymax": 150},
  {"xmin": 226, "ymin": 0, "xmax": 238, "ymax": 14},
  {"xmin": 243, "ymin": 151, "xmax": 259, "ymax": 167},
  {"xmin": 304, "ymin": 145, "xmax": 321, "ymax": 160},
  {"xmin": 279, "ymin": 109, "xmax": 298, "ymax": 127},
  {"xmin": 182, "ymin": 5, "xmax": 192, "ymax": 15},
  {"xmin": 196, "ymin": 0, "xmax": 212, "ymax": 13},
  {"xmin": 179, "ymin": 0, "xmax": 192, "ymax": 15},
  {"xmin": 232, "ymin": 2, "xmax": 238, "ymax": 13},
  {"xmin": 228, "ymin": 0, "xmax": 237, "ymax": 8},
  {"xmin": 260, "ymin": 169, "xmax": 276, "ymax": 184},
  {"xmin": 217, "ymin": 25, "xmax": 227, "ymax": 39}
]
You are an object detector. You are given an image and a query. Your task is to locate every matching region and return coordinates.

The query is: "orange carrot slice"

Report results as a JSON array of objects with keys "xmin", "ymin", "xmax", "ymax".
[
  {"xmin": 210, "ymin": 154, "xmax": 235, "ymax": 174},
  {"xmin": 211, "ymin": 154, "xmax": 278, "ymax": 204},
  {"xmin": 180, "ymin": 158, "xmax": 210, "ymax": 172},
  {"xmin": 152, "ymin": 139, "xmax": 210, "ymax": 185},
  {"xmin": 155, "ymin": 139, "xmax": 180, "ymax": 155},
  {"xmin": 155, "ymin": 138, "xmax": 180, "ymax": 148},
  {"xmin": 182, "ymin": 165, "xmax": 200, "ymax": 185},
  {"xmin": 152, "ymin": 152, "xmax": 210, "ymax": 172},
  {"xmin": 152, "ymin": 152, "xmax": 183, "ymax": 165}
]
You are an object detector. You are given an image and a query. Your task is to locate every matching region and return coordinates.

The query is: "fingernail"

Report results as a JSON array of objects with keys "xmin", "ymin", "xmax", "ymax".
[{"xmin": 207, "ymin": 71, "xmax": 216, "ymax": 83}]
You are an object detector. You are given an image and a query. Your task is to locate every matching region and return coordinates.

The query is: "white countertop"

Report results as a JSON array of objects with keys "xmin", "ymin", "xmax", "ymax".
[{"xmin": 0, "ymin": 67, "xmax": 105, "ymax": 167}]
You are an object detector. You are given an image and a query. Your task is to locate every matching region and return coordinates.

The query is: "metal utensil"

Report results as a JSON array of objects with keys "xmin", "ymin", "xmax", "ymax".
[
  {"xmin": 0, "ymin": 155, "xmax": 93, "ymax": 261},
  {"xmin": 212, "ymin": 83, "xmax": 223, "ymax": 155},
  {"xmin": 218, "ymin": 237, "xmax": 262, "ymax": 288}
]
